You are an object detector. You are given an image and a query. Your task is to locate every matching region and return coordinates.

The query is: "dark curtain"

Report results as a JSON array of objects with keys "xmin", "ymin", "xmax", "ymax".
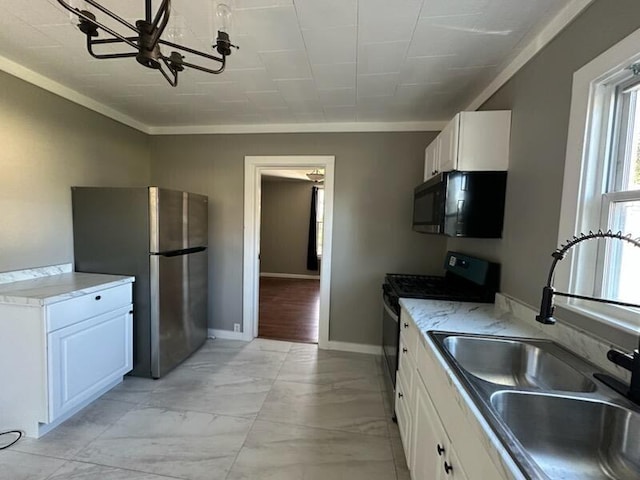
[{"xmin": 307, "ymin": 186, "xmax": 319, "ymax": 271}]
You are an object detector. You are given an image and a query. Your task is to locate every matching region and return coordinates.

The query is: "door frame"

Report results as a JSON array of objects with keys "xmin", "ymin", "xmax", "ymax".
[{"xmin": 243, "ymin": 155, "xmax": 335, "ymax": 347}]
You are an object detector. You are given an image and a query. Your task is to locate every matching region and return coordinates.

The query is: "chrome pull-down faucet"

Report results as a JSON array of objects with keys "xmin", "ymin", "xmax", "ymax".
[{"xmin": 536, "ymin": 230, "xmax": 640, "ymax": 405}]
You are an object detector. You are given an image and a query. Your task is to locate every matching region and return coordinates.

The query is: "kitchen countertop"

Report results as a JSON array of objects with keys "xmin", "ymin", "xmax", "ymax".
[
  {"xmin": 399, "ymin": 297, "xmax": 548, "ymax": 480},
  {"xmin": 400, "ymin": 298, "xmax": 544, "ymax": 339},
  {"xmin": 0, "ymin": 272, "xmax": 135, "ymax": 307}
]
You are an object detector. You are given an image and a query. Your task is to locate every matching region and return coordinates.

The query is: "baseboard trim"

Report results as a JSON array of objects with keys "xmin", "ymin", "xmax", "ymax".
[
  {"xmin": 260, "ymin": 272, "xmax": 321, "ymax": 280},
  {"xmin": 208, "ymin": 329, "xmax": 248, "ymax": 341},
  {"xmin": 324, "ymin": 341, "xmax": 382, "ymax": 355}
]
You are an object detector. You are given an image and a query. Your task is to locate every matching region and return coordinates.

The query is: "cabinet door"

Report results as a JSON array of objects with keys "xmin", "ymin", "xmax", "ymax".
[
  {"xmin": 438, "ymin": 115, "xmax": 460, "ymax": 174},
  {"xmin": 48, "ymin": 306, "xmax": 133, "ymax": 420},
  {"xmin": 395, "ymin": 370, "xmax": 413, "ymax": 468},
  {"xmin": 411, "ymin": 377, "xmax": 449, "ymax": 480},
  {"xmin": 457, "ymin": 111, "xmax": 511, "ymax": 171},
  {"xmin": 424, "ymin": 141, "xmax": 439, "ymax": 181},
  {"xmin": 446, "ymin": 447, "xmax": 469, "ymax": 479}
]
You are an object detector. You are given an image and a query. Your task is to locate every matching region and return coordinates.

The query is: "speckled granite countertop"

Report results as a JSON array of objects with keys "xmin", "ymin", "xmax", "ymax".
[{"xmin": 0, "ymin": 272, "xmax": 135, "ymax": 307}]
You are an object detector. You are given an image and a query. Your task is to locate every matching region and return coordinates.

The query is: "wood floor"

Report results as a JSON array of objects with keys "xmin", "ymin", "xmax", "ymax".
[{"xmin": 258, "ymin": 277, "xmax": 320, "ymax": 343}]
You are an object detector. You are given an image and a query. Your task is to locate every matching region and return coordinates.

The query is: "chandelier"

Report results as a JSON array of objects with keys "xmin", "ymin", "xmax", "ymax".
[
  {"xmin": 57, "ymin": 0, "xmax": 238, "ymax": 87},
  {"xmin": 306, "ymin": 169, "xmax": 325, "ymax": 182}
]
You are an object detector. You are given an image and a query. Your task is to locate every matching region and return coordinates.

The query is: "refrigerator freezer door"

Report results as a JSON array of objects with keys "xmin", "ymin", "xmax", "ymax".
[
  {"xmin": 187, "ymin": 192, "xmax": 208, "ymax": 248},
  {"xmin": 149, "ymin": 188, "xmax": 209, "ymax": 253},
  {"xmin": 150, "ymin": 249, "xmax": 208, "ymax": 378}
]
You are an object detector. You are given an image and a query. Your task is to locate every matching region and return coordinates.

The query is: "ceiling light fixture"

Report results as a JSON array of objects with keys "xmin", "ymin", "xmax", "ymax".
[
  {"xmin": 306, "ymin": 169, "xmax": 325, "ymax": 182},
  {"xmin": 57, "ymin": 0, "xmax": 238, "ymax": 87}
]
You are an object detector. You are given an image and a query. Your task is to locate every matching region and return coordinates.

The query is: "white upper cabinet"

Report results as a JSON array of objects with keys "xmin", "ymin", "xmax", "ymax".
[{"xmin": 424, "ymin": 111, "xmax": 511, "ymax": 181}]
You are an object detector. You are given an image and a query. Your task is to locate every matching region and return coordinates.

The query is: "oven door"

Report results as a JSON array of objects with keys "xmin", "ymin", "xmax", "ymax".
[
  {"xmin": 412, "ymin": 173, "xmax": 446, "ymax": 234},
  {"xmin": 382, "ymin": 284, "xmax": 400, "ymax": 390}
]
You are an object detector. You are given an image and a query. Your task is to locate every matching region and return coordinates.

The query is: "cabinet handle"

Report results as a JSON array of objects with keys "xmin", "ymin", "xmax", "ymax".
[
  {"xmin": 95, "ymin": 295, "xmax": 102, "ymax": 301},
  {"xmin": 402, "ymin": 347, "xmax": 408, "ymax": 353},
  {"xmin": 444, "ymin": 461, "xmax": 453, "ymax": 475},
  {"xmin": 437, "ymin": 444, "xmax": 445, "ymax": 456},
  {"xmin": 398, "ymin": 392, "xmax": 403, "ymax": 399},
  {"xmin": 403, "ymin": 323, "xmax": 409, "ymax": 328},
  {"xmin": 129, "ymin": 310, "xmax": 133, "ymax": 314}
]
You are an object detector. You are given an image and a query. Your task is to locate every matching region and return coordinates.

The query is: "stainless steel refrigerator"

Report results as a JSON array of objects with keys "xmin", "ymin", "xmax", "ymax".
[{"xmin": 71, "ymin": 187, "xmax": 208, "ymax": 378}]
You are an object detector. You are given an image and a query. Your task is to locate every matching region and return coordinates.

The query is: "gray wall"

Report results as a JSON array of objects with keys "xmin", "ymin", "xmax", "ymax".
[
  {"xmin": 150, "ymin": 132, "xmax": 445, "ymax": 345},
  {"xmin": 260, "ymin": 179, "xmax": 317, "ymax": 276},
  {"xmin": 447, "ymin": 0, "xmax": 640, "ymax": 309},
  {"xmin": 0, "ymin": 71, "xmax": 150, "ymax": 272}
]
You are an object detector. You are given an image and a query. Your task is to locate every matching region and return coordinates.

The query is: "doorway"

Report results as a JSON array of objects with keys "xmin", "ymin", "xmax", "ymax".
[
  {"xmin": 243, "ymin": 156, "xmax": 335, "ymax": 348},
  {"xmin": 258, "ymin": 171, "xmax": 323, "ymax": 343}
]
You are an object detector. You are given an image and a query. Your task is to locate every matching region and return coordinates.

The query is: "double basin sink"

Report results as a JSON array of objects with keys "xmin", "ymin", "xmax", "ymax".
[{"xmin": 430, "ymin": 333, "xmax": 640, "ymax": 480}]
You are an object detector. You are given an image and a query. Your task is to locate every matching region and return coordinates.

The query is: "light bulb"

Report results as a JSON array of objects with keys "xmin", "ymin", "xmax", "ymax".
[
  {"xmin": 166, "ymin": 11, "xmax": 185, "ymax": 44},
  {"xmin": 214, "ymin": 2, "xmax": 232, "ymax": 34}
]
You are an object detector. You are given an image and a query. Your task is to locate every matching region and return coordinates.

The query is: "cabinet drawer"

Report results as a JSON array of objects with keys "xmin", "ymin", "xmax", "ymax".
[
  {"xmin": 399, "ymin": 310, "xmax": 420, "ymax": 358},
  {"xmin": 47, "ymin": 283, "xmax": 132, "ymax": 333},
  {"xmin": 398, "ymin": 336, "xmax": 415, "ymax": 403}
]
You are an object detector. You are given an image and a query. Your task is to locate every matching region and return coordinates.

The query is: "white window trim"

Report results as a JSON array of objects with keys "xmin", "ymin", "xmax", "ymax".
[{"xmin": 557, "ymin": 25, "xmax": 640, "ymax": 337}]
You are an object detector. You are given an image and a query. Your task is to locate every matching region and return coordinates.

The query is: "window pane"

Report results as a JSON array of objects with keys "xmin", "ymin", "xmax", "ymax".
[
  {"xmin": 627, "ymin": 92, "xmax": 640, "ymax": 190},
  {"xmin": 604, "ymin": 200, "xmax": 640, "ymax": 303},
  {"xmin": 316, "ymin": 188, "xmax": 325, "ymax": 222}
]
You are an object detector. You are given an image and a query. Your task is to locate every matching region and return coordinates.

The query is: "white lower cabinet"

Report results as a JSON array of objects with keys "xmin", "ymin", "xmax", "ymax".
[
  {"xmin": 412, "ymin": 373, "xmax": 468, "ymax": 480},
  {"xmin": 0, "ymin": 281, "xmax": 133, "ymax": 438},
  {"xmin": 396, "ymin": 308, "xmax": 505, "ymax": 480}
]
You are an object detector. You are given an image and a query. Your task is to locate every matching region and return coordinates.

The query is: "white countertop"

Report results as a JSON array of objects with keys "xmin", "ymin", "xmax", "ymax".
[
  {"xmin": 0, "ymin": 272, "xmax": 135, "ymax": 306},
  {"xmin": 400, "ymin": 298, "xmax": 544, "ymax": 340}
]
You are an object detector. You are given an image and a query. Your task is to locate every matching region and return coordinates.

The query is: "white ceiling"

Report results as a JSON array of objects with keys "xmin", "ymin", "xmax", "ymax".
[{"xmin": 0, "ymin": 0, "xmax": 573, "ymax": 129}]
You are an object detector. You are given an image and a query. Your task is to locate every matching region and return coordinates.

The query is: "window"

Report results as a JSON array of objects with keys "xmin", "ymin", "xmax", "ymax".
[
  {"xmin": 316, "ymin": 187, "xmax": 325, "ymax": 257},
  {"xmin": 598, "ymin": 77, "xmax": 640, "ymax": 305},
  {"xmin": 559, "ymin": 32, "xmax": 640, "ymax": 334}
]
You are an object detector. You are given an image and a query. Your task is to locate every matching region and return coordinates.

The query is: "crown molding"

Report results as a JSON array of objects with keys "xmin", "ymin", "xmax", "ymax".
[
  {"xmin": 0, "ymin": 0, "xmax": 594, "ymax": 136},
  {"xmin": 466, "ymin": 0, "xmax": 594, "ymax": 111},
  {"xmin": 0, "ymin": 54, "xmax": 150, "ymax": 134},
  {"xmin": 146, "ymin": 121, "xmax": 446, "ymax": 135}
]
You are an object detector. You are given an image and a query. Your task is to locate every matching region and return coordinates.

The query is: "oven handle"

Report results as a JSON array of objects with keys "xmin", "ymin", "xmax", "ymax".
[{"xmin": 383, "ymin": 299, "xmax": 399, "ymax": 323}]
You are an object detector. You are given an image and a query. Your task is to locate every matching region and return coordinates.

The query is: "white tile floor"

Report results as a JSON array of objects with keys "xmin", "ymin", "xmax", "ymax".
[{"xmin": 0, "ymin": 338, "xmax": 410, "ymax": 480}]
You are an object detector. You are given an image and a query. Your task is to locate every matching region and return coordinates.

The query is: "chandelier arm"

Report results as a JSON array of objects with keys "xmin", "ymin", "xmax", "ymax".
[
  {"xmin": 177, "ymin": 58, "xmax": 226, "ymax": 75},
  {"xmin": 91, "ymin": 36, "xmax": 139, "ymax": 45},
  {"xmin": 81, "ymin": 0, "xmax": 139, "ymax": 33},
  {"xmin": 87, "ymin": 36, "xmax": 138, "ymax": 59},
  {"xmin": 149, "ymin": 0, "xmax": 171, "ymax": 47},
  {"xmin": 57, "ymin": 0, "xmax": 140, "ymax": 50},
  {"xmin": 158, "ymin": 58, "xmax": 179, "ymax": 87},
  {"xmin": 158, "ymin": 39, "xmax": 225, "ymax": 63}
]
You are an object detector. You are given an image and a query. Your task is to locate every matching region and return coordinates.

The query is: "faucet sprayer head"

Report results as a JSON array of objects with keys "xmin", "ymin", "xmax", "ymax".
[{"xmin": 535, "ymin": 286, "xmax": 557, "ymax": 325}]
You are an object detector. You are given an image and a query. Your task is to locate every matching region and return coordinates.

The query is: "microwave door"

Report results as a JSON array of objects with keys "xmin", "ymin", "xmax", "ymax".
[{"xmin": 413, "ymin": 176, "xmax": 444, "ymax": 233}]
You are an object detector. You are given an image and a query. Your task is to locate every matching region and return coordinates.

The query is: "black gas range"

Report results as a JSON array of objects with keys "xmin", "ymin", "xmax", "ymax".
[{"xmin": 381, "ymin": 252, "xmax": 500, "ymax": 408}]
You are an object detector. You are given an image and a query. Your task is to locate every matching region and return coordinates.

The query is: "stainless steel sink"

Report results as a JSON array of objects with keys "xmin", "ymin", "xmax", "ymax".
[
  {"xmin": 491, "ymin": 392, "xmax": 640, "ymax": 479},
  {"xmin": 442, "ymin": 336, "xmax": 596, "ymax": 392},
  {"xmin": 429, "ymin": 332, "xmax": 640, "ymax": 480}
]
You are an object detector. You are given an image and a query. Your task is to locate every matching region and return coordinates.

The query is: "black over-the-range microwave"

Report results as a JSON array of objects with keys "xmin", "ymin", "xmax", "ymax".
[{"xmin": 413, "ymin": 171, "xmax": 507, "ymax": 238}]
